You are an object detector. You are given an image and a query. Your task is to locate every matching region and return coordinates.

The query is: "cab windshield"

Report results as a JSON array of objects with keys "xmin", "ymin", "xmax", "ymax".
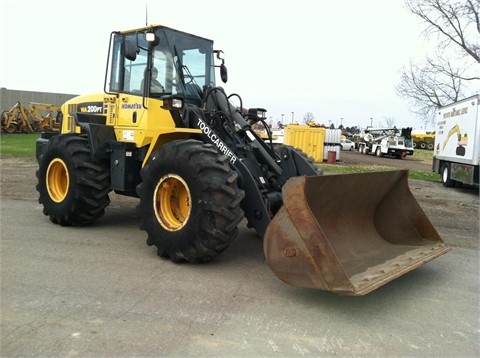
[{"xmin": 108, "ymin": 26, "xmax": 216, "ymax": 104}]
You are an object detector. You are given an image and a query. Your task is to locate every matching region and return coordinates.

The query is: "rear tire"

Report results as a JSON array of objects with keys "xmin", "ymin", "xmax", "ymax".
[
  {"xmin": 136, "ymin": 139, "xmax": 244, "ymax": 262},
  {"xmin": 36, "ymin": 134, "xmax": 111, "ymax": 225},
  {"xmin": 441, "ymin": 163, "xmax": 455, "ymax": 187}
]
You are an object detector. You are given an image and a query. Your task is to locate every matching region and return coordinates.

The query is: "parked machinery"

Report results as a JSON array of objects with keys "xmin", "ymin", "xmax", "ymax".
[
  {"xmin": 35, "ymin": 25, "xmax": 449, "ymax": 295},
  {"xmin": 358, "ymin": 127, "xmax": 414, "ymax": 159},
  {"xmin": 411, "ymin": 131, "xmax": 435, "ymax": 150},
  {"xmin": 1, "ymin": 102, "xmax": 61, "ymax": 133}
]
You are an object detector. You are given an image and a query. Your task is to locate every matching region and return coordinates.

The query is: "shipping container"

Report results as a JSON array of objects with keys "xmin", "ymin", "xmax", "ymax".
[
  {"xmin": 284, "ymin": 125, "xmax": 325, "ymax": 162},
  {"xmin": 284, "ymin": 125, "xmax": 341, "ymax": 162}
]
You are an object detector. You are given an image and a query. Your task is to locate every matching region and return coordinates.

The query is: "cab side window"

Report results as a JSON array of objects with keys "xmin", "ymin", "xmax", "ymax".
[{"xmin": 123, "ymin": 34, "xmax": 148, "ymax": 95}]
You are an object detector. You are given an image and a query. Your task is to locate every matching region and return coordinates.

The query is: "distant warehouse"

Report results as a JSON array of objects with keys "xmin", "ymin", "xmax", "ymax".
[{"xmin": 0, "ymin": 87, "xmax": 78, "ymax": 112}]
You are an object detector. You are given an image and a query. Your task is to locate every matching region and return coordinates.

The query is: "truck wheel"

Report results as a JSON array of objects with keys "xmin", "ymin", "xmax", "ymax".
[
  {"xmin": 36, "ymin": 134, "xmax": 111, "ymax": 225},
  {"xmin": 136, "ymin": 139, "xmax": 245, "ymax": 262},
  {"xmin": 441, "ymin": 164, "xmax": 455, "ymax": 187},
  {"xmin": 419, "ymin": 141, "xmax": 427, "ymax": 149},
  {"xmin": 427, "ymin": 143, "xmax": 434, "ymax": 150},
  {"xmin": 375, "ymin": 147, "xmax": 383, "ymax": 157}
]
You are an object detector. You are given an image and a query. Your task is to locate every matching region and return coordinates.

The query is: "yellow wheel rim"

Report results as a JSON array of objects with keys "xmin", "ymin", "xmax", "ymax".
[
  {"xmin": 154, "ymin": 174, "xmax": 191, "ymax": 231},
  {"xmin": 46, "ymin": 158, "xmax": 69, "ymax": 203}
]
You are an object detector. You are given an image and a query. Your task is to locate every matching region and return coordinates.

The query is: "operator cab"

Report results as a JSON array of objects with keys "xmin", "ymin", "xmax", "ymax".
[{"xmin": 106, "ymin": 25, "xmax": 227, "ymax": 107}]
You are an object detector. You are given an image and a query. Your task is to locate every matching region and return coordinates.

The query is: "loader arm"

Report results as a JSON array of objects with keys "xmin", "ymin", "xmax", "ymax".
[{"xmin": 186, "ymin": 86, "xmax": 318, "ymax": 237}]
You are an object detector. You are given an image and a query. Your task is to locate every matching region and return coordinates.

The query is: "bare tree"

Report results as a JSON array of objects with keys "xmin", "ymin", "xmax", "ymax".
[
  {"xmin": 303, "ymin": 112, "xmax": 315, "ymax": 124},
  {"xmin": 384, "ymin": 116, "xmax": 396, "ymax": 128},
  {"xmin": 397, "ymin": 0, "xmax": 480, "ymax": 123},
  {"xmin": 407, "ymin": 0, "xmax": 480, "ymax": 64},
  {"xmin": 396, "ymin": 55, "xmax": 465, "ymax": 119}
]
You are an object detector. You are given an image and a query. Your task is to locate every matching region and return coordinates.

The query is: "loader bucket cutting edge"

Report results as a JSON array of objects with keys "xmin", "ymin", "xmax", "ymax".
[{"xmin": 264, "ymin": 170, "xmax": 451, "ymax": 296}]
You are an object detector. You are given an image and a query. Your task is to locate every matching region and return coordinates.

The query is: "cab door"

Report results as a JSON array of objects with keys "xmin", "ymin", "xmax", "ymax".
[{"xmin": 116, "ymin": 43, "xmax": 148, "ymax": 129}]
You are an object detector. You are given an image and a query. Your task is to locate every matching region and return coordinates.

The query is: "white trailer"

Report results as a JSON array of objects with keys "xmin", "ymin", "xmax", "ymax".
[
  {"xmin": 358, "ymin": 127, "xmax": 414, "ymax": 159},
  {"xmin": 433, "ymin": 94, "xmax": 479, "ymax": 188}
]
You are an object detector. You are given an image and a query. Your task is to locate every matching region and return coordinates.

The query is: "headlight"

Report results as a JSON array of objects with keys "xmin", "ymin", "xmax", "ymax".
[
  {"xmin": 257, "ymin": 110, "xmax": 266, "ymax": 119},
  {"xmin": 161, "ymin": 96, "xmax": 184, "ymax": 110}
]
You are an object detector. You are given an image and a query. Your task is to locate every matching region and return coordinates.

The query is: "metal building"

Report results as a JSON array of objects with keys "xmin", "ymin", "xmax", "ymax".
[{"xmin": 0, "ymin": 87, "xmax": 78, "ymax": 112}]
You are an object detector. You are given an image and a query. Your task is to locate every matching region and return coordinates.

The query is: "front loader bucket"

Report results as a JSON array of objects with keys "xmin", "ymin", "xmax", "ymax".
[{"xmin": 264, "ymin": 170, "xmax": 450, "ymax": 296}]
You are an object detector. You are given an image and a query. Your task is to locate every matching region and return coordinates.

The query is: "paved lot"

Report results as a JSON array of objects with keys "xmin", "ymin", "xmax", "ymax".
[{"xmin": 1, "ymin": 157, "xmax": 479, "ymax": 357}]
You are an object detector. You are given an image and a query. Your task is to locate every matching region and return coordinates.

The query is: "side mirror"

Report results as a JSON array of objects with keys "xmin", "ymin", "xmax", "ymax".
[
  {"xmin": 215, "ymin": 50, "xmax": 228, "ymax": 83},
  {"xmin": 124, "ymin": 38, "xmax": 138, "ymax": 61},
  {"xmin": 220, "ymin": 63, "xmax": 228, "ymax": 83}
]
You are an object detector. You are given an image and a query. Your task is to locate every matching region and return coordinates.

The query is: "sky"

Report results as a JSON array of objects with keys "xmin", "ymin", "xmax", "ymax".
[{"xmin": 1, "ymin": 0, "xmax": 437, "ymax": 130}]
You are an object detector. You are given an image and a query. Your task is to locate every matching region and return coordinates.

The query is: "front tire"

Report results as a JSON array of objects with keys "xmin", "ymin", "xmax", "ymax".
[
  {"xmin": 136, "ymin": 140, "xmax": 245, "ymax": 262},
  {"xmin": 36, "ymin": 134, "xmax": 111, "ymax": 226}
]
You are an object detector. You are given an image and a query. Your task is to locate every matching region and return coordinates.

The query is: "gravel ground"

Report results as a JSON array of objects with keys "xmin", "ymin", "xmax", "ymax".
[
  {"xmin": 1, "ymin": 155, "xmax": 478, "ymax": 251},
  {"xmin": 339, "ymin": 149, "xmax": 431, "ymax": 171},
  {"xmin": 1, "ymin": 155, "xmax": 479, "ymax": 357}
]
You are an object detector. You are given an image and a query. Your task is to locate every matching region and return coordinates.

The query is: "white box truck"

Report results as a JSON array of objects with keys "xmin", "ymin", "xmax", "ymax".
[{"xmin": 433, "ymin": 94, "xmax": 479, "ymax": 188}]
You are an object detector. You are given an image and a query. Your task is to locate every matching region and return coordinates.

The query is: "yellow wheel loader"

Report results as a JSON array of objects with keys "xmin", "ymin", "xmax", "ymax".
[{"xmin": 36, "ymin": 25, "xmax": 450, "ymax": 295}]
